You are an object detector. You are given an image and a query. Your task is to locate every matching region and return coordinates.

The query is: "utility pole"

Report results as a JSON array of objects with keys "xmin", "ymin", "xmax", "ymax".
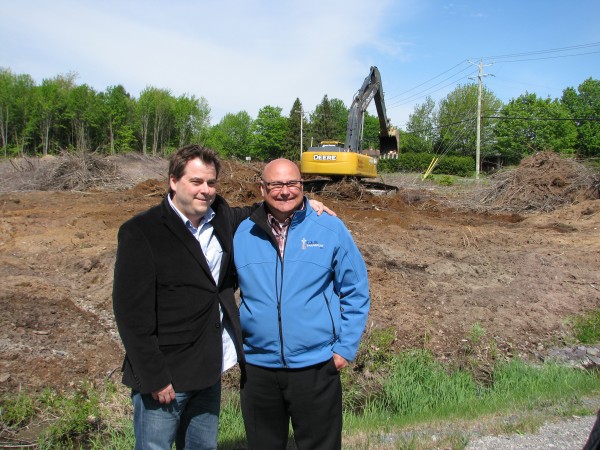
[
  {"xmin": 475, "ymin": 61, "xmax": 482, "ymax": 180},
  {"xmin": 295, "ymin": 109, "xmax": 304, "ymax": 159},
  {"xmin": 469, "ymin": 60, "xmax": 493, "ymax": 180}
]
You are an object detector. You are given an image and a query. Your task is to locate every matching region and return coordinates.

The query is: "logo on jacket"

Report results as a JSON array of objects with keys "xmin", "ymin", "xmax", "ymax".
[{"xmin": 301, "ymin": 237, "xmax": 323, "ymax": 250}]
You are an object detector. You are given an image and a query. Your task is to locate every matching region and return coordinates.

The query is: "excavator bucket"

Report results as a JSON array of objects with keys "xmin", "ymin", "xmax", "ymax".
[
  {"xmin": 379, "ymin": 135, "xmax": 399, "ymax": 154},
  {"xmin": 379, "ymin": 127, "xmax": 399, "ymax": 155}
]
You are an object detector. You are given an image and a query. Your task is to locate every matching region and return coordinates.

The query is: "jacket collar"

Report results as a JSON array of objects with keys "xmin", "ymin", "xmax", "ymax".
[{"xmin": 159, "ymin": 195, "xmax": 231, "ymax": 284}]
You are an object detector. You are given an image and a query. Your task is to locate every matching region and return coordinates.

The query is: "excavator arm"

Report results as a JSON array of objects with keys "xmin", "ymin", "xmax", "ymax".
[{"xmin": 344, "ymin": 66, "xmax": 398, "ymax": 154}]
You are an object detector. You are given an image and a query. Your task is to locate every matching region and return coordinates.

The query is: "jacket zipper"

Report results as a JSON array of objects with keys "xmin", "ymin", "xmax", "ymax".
[{"xmin": 276, "ymin": 233, "xmax": 287, "ymax": 368}]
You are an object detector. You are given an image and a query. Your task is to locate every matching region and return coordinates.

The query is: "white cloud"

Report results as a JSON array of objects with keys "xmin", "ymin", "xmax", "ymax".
[{"xmin": 1, "ymin": 0, "xmax": 408, "ymax": 123}]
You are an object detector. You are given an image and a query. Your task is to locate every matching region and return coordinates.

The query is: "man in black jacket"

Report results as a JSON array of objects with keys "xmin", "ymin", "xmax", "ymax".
[{"xmin": 113, "ymin": 144, "xmax": 254, "ymax": 449}]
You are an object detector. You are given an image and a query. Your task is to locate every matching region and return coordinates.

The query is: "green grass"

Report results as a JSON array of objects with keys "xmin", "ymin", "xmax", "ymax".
[
  {"xmin": 572, "ymin": 308, "xmax": 600, "ymax": 344},
  {"xmin": 0, "ymin": 380, "xmax": 134, "ymax": 449},
  {"xmin": 217, "ymin": 388, "xmax": 247, "ymax": 449},
  {"xmin": 2, "ymin": 337, "xmax": 599, "ymax": 449},
  {"xmin": 0, "ymin": 389, "xmax": 35, "ymax": 428},
  {"xmin": 341, "ymin": 350, "xmax": 599, "ymax": 448}
]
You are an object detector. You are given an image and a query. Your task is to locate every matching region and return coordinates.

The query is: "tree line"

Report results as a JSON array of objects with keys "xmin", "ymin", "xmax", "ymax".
[
  {"xmin": 1, "ymin": 67, "xmax": 598, "ymax": 166},
  {"xmin": 404, "ymin": 78, "xmax": 600, "ymax": 165}
]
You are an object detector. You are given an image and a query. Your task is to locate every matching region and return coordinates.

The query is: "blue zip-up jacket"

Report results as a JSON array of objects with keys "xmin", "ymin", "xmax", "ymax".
[{"xmin": 233, "ymin": 197, "xmax": 370, "ymax": 368}]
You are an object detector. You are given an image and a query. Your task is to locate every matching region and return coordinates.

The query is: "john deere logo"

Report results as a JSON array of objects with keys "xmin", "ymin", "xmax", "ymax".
[{"xmin": 313, "ymin": 155, "xmax": 337, "ymax": 161}]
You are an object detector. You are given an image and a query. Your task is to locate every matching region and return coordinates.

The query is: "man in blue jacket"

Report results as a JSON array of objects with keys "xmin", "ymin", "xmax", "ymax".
[{"xmin": 234, "ymin": 158, "xmax": 370, "ymax": 450}]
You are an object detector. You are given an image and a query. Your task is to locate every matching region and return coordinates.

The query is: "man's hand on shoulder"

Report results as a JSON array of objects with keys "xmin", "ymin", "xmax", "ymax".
[
  {"xmin": 308, "ymin": 199, "xmax": 337, "ymax": 217},
  {"xmin": 152, "ymin": 383, "xmax": 176, "ymax": 404}
]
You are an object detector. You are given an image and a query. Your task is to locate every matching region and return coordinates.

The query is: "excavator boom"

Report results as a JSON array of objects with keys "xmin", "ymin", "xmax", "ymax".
[{"xmin": 345, "ymin": 66, "xmax": 397, "ymax": 153}]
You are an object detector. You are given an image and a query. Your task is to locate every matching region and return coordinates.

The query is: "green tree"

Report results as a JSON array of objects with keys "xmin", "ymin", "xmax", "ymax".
[
  {"xmin": 206, "ymin": 111, "xmax": 252, "ymax": 159},
  {"xmin": 361, "ymin": 112, "xmax": 380, "ymax": 150},
  {"xmin": 435, "ymin": 83, "xmax": 502, "ymax": 157},
  {"xmin": 0, "ymin": 69, "xmax": 16, "ymax": 156},
  {"xmin": 135, "ymin": 89, "xmax": 152, "ymax": 155},
  {"xmin": 32, "ymin": 74, "xmax": 75, "ymax": 155},
  {"xmin": 173, "ymin": 94, "xmax": 211, "ymax": 148},
  {"xmin": 136, "ymin": 86, "xmax": 175, "ymax": 156},
  {"xmin": 99, "ymin": 85, "xmax": 135, "ymax": 154},
  {"xmin": 150, "ymin": 88, "xmax": 174, "ymax": 156},
  {"xmin": 0, "ymin": 69, "xmax": 35, "ymax": 156},
  {"xmin": 249, "ymin": 105, "xmax": 287, "ymax": 161},
  {"xmin": 561, "ymin": 78, "xmax": 600, "ymax": 157},
  {"xmin": 329, "ymin": 98, "xmax": 348, "ymax": 143},
  {"xmin": 283, "ymin": 98, "xmax": 304, "ymax": 161},
  {"xmin": 404, "ymin": 96, "xmax": 436, "ymax": 153},
  {"xmin": 494, "ymin": 92, "xmax": 577, "ymax": 164},
  {"xmin": 65, "ymin": 83, "xmax": 99, "ymax": 151},
  {"xmin": 309, "ymin": 95, "xmax": 338, "ymax": 146}
]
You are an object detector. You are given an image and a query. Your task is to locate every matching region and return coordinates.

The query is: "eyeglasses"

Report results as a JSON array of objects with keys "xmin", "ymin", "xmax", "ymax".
[{"xmin": 262, "ymin": 180, "xmax": 303, "ymax": 191}]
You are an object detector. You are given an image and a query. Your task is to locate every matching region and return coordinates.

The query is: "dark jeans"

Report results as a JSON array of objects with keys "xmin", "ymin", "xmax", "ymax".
[{"xmin": 241, "ymin": 359, "xmax": 342, "ymax": 450}]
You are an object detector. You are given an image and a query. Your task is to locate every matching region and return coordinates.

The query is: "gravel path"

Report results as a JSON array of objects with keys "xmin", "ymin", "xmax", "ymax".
[{"xmin": 466, "ymin": 414, "xmax": 596, "ymax": 449}]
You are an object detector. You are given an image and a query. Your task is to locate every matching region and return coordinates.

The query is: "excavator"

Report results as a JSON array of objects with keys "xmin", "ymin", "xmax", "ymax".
[{"xmin": 300, "ymin": 66, "xmax": 399, "ymax": 180}]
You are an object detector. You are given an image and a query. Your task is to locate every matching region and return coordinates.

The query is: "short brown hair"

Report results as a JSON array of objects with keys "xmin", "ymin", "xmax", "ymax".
[{"xmin": 169, "ymin": 145, "xmax": 222, "ymax": 190}]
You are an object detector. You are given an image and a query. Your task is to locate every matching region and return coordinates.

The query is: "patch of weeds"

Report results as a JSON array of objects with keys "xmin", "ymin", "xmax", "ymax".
[
  {"xmin": 452, "ymin": 322, "xmax": 499, "ymax": 386},
  {"xmin": 1, "ymin": 381, "xmax": 136, "ymax": 449},
  {"xmin": 572, "ymin": 309, "xmax": 600, "ymax": 344},
  {"xmin": 497, "ymin": 414, "xmax": 545, "ymax": 436},
  {"xmin": 38, "ymin": 381, "xmax": 104, "ymax": 449},
  {"xmin": 435, "ymin": 175, "xmax": 455, "ymax": 186},
  {"xmin": 341, "ymin": 326, "xmax": 397, "ymax": 414},
  {"xmin": 38, "ymin": 387, "xmax": 60, "ymax": 409},
  {"xmin": 0, "ymin": 391, "xmax": 35, "ymax": 428},
  {"xmin": 470, "ymin": 322, "xmax": 486, "ymax": 345},
  {"xmin": 445, "ymin": 430, "xmax": 470, "ymax": 449},
  {"xmin": 218, "ymin": 389, "xmax": 246, "ymax": 447}
]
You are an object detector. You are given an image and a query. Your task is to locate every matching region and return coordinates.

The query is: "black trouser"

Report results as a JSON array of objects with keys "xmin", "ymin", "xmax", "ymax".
[
  {"xmin": 584, "ymin": 409, "xmax": 600, "ymax": 450},
  {"xmin": 241, "ymin": 358, "xmax": 342, "ymax": 450}
]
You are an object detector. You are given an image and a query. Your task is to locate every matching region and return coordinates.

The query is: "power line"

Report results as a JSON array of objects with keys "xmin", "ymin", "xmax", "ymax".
[
  {"xmin": 386, "ymin": 60, "xmax": 469, "ymax": 100},
  {"xmin": 478, "ymin": 41, "xmax": 600, "ymax": 60},
  {"xmin": 490, "ymin": 50, "xmax": 600, "ymax": 64},
  {"xmin": 388, "ymin": 67, "xmax": 476, "ymax": 107},
  {"xmin": 484, "ymin": 115, "xmax": 600, "ymax": 122},
  {"xmin": 385, "ymin": 41, "xmax": 600, "ymax": 120}
]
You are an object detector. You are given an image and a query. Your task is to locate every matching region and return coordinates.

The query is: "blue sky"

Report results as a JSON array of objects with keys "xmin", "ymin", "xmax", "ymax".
[{"xmin": 2, "ymin": 1, "xmax": 599, "ymax": 129}]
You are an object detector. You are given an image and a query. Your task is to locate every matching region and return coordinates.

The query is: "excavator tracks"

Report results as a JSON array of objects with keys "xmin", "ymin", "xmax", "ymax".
[{"xmin": 303, "ymin": 177, "xmax": 398, "ymax": 196}]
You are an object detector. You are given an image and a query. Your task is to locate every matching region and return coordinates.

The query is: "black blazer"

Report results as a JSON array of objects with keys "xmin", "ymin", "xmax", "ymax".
[{"xmin": 112, "ymin": 195, "xmax": 254, "ymax": 394}]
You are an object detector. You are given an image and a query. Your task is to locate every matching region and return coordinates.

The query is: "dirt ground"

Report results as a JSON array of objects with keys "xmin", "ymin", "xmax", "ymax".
[{"xmin": 0, "ymin": 153, "xmax": 599, "ymax": 394}]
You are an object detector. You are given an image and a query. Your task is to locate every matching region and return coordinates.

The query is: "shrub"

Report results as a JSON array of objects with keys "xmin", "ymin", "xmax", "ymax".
[
  {"xmin": 0, "ymin": 392, "xmax": 35, "ymax": 428},
  {"xmin": 435, "ymin": 175, "xmax": 455, "ymax": 186},
  {"xmin": 572, "ymin": 309, "xmax": 600, "ymax": 344},
  {"xmin": 378, "ymin": 152, "xmax": 474, "ymax": 177}
]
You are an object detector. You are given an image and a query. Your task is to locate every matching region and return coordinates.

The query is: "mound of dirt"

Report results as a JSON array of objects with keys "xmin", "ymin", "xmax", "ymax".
[
  {"xmin": 0, "ymin": 152, "xmax": 124, "ymax": 192},
  {"xmin": 477, "ymin": 152, "xmax": 600, "ymax": 213}
]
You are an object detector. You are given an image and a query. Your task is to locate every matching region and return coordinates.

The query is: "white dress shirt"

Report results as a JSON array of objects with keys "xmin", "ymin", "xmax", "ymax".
[{"xmin": 168, "ymin": 195, "xmax": 237, "ymax": 372}]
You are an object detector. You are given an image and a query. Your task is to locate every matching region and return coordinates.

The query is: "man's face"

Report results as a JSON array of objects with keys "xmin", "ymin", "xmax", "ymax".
[
  {"xmin": 260, "ymin": 160, "xmax": 304, "ymax": 220},
  {"xmin": 170, "ymin": 158, "xmax": 217, "ymax": 227}
]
